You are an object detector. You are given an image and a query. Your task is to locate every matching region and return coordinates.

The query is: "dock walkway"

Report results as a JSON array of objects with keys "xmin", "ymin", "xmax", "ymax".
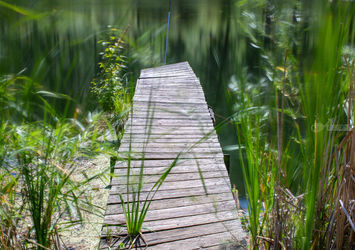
[{"xmin": 100, "ymin": 62, "xmax": 246, "ymax": 249}]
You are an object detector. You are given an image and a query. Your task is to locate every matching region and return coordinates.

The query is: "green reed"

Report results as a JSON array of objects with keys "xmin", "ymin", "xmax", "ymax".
[{"xmin": 232, "ymin": 0, "xmax": 355, "ymax": 248}]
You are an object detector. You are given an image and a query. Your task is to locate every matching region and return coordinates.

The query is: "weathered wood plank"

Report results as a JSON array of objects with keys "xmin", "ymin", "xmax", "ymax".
[
  {"xmin": 100, "ymin": 220, "xmax": 242, "ymax": 249},
  {"xmin": 114, "ymin": 158, "xmax": 225, "ymax": 168},
  {"xmin": 102, "ymin": 210, "xmax": 238, "ymax": 232},
  {"xmin": 136, "ymin": 80, "xmax": 202, "ymax": 86},
  {"xmin": 105, "ymin": 192, "xmax": 233, "ymax": 215},
  {"xmin": 107, "ymin": 184, "xmax": 232, "ymax": 203},
  {"xmin": 110, "ymin": 177, "xmax": 231, "ymax": 194},
  {"xmin": 121, "ymin": 129, "xmax": 218, "ymax": 137},
  {"xmin": 120, "ymin": 134, "xmax": 217, "ymax": 140},
  {"xmin": 131, "ymin": 107, "xmax": 209, "ymax": 114},
  {"xmin": 135, "ymin": 89, "xmax": 204, "ymax": 94},
  {"xmin": 114, "ymin": 164, "xmax": 227, "ymax": 174},
  {"xmin": 128, "ymin": 114, "xmax": 212, "ymax": 120},
  {"xmin": 140, "ymin": 70, "xmax": 194, "ymax": 77},
  {"xmin": 124, "ymin": 119, "xmax": 214, "ymax": 127},
  {"xmin": 133, "ymin": 99, "xmax": 208, "ymax": 104},
  {"xmin": 144, "ymin": 231, "xmax": 241, "ymax": 250},
  {"xmin": 123, "ymin": 126, "xmax": 216, "ymax": 132},
  {"xmin": 118, "ymin": 142, "xmax": 221, "ymax": 149},
  {"xmin": 104, "ymin": 200, "xmax": 237, "ymax": 225},
  {"xmin": 116, "ymin": 153, "xmax": 224, "ymax": 160},
  {"xmin": 111, "ymin": 171, "xmax": 228, "ymax": 185},
  {"xmin": 125, "ymin": 116, "xmax": 213, "ymax": 123},
  {"xmin": 133, "ymin": 99, "xmax": 208, "ymax": 105},
  {"xmin": 120, "ymin": 137, "xmax": 219, "ymax": 144},
  {"xmin": 118, "ymin": 146, "xmax": 222, "ymax": 154}
]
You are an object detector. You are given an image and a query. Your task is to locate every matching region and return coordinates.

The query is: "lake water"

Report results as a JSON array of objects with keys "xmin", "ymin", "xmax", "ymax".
[{"xmin": 1, "ymin": 0, "xmax": 256, "ymax": 195}]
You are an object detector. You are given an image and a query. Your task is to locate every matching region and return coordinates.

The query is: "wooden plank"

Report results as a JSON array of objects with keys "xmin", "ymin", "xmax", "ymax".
[
  {"xmin": 134, "ymin": 97, "xmax": 205, "ymax": 102},
  {"xmin": 128, "ymin": 116, "xmax": 212, "ymax": 122},
  {"xmin": 101, "ymin": 210, "xmax": 238, "ymax": 232},
  {"xmin": 100, "ymin": 220, "xmax": 242, "ymax": 249},
  {"xmin": 132, "ymin": 101, "xmax": 208, "ymax": 108},
  {"xmin": 116, "ymin": 152, "xmax": 224, "ymax": 160},
  {"xmin": 118, "ymin": 147, "xmax": 222, "ymax": 154},
  {"xmin": 118, "ymin": 142, "xmax": 221, "ymax": 149},
  {"xmin": 133, "ymin": 101, "xmax": 208, "ymax": 106},
  {"xmin": 118, "ymin": 147, "xmax": 222, "ymax": 153},
  {"xmin": 131, "ymin": 106, "xmax": 209, "ymax": 113},
  {"xmin": 105, "ymin": 192, "xmax": 233, "ymax": 215},
  {"xmin": 122, "ymin": 128, "xmax": 217, "ymax": 135},
  {"xmin": 135, "ymin": 89, "xmax": 204, "ymax": 94},
  {"xmin": 104, "ymin": 200, "xmax": 237, "ymax": 225},
  {"xmin": 129, "ymin": 109, "xmax": 210, "ymax": 115},
  {"xmin": 140, "ymin": 72, "xmax": 195, "ymax": 78},
  {"xmin": 124, "ymin": 118, "xmax": 214, "ymax": 126},
  {"xmin": 117, "ymin": 146, "xmax": 222, "ymax": 152},
  {"xmin": 111, "ymin": 171, "xmax": 228, "ymax": 185},
  {"xmin": 108, "ymin": 184, "xmax": 232, "ymax": 203},
  {"xmin": 120, "ymin": 134, "xmax": 217, "ymax": 140},
  {"xmin": 140, "ymin": 70, "xmax": 194, "ymax": 77},
  {"xmin": 135, "ymin": 85, "xmax": 202, "ymax": 90},
  {"xmin": 141, "ymin": 61, "xmax": 190, "ymax": 70},
  {"xmin": 114, "ymin": 164, "xmax": 227, "ymax": 174},
  {"xmin": 110, "ymin": 177, "xmax": 231, "ymax": 193},
  {"xmin": 128, "ymin": 114, "xmax": 212, "ymax": 120},
  {"xmin": 136, "ymin": 80, "xmax": 201, "ymax": 86},
  {"xmin": 136, "ymin": 86, "xmax": 201, "ymax": 90},
  {"xmin": 120, "ymin": 137, "xmax": 219, "ymax": 144},
  {"xmin": 134, "ymin": 89, "xmax": 204, "ymax": 94},
  {"xmin": 125, "ymin": 117, "xmax": 213, "ymax": 123},
  {"xmin": 114, "ymin": 158, "xmax": 225, "ymax": 168},
  {"xmin": 117, "ymin": 147, "xmax": 223, "ymax": 153},
  {"xmin": 120, "ymin": 137, "xmax": 217, "ymax": 143},
  {"xmin": 141, "ymin": 67, "xmax": 193, "ymax": 73},
  {"xmin": 132, "ymin": 100, "xmax": 205, "ymax": 105},
  {"xmin": 145, "ymin": 231, "xmax": 241, "ymax": 249},
  {"xmin": 123, "ymin": 126, "xmax": 216, "ymax": 131}
]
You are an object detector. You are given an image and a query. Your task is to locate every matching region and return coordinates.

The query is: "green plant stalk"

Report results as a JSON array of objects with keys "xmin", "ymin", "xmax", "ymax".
[
  {"xmin": 236, "ymin": 103, "xmax": 263, "ymax": 247},
  {"xmin": 297, "ymin": 4, "xmax": 352, "ymax": 248}
]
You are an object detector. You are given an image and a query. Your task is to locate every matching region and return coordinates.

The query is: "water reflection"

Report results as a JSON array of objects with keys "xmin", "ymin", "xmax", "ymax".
[{"xmin": 0, "ymin": 0, "xmax": 248, "ymax": 193}]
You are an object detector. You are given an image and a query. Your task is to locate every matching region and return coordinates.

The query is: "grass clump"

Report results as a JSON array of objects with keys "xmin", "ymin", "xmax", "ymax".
[{"xmin": 0, "ymin": 89, "xmax": 111, "ymax": 249}]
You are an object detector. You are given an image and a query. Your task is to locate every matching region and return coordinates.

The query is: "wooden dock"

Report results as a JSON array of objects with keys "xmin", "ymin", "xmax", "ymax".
[{"xmin": 100, "ymin": 62, "xmax": 246, "ymax": 249}]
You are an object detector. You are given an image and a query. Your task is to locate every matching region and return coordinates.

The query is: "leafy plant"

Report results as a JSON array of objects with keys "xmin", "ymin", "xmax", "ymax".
[
  {"xmin": 90, "ymin": 26, "xmax": 132, "ymax": 140},
  {"xmin": 91, "ymin": 27, "xmax": 129, "ymax": 114}
]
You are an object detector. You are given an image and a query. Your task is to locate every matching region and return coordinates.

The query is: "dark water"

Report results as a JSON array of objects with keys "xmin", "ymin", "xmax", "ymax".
[{"xmin": 0, "ymin": 0, "xmax": 253, "ymax": 194}]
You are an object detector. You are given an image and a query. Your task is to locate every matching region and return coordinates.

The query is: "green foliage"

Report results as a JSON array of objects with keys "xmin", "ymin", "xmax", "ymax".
[
  {"xmin": 90, "ymin": 27, "xmax": 132, "ymax": 139},
  {"xmin": 0, "ymin": 99, "xmax": 111, "ymax": 249},
  {"xmin": 91, "ymin": 27, "xmax": 128, "ymax": 113},
  {"xmin": 15, "ymin": 123, "xmax": 80, "ymax": 248},
  {"xmin": 0, "ymin": 55, "xmax": 116, "ymax": 249},
  {"xmin": 232, "ymin": 0, "xmax": 355, "ymax": 249},
  {"xmin": 234, "ymin": 75, "xmax": 276, "ymax": 247}
]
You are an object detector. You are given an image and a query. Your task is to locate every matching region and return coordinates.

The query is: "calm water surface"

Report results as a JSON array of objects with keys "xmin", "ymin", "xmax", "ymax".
[{"xmin": 1, "ymin": 0, "xmax": 256, "ymax": 196}]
